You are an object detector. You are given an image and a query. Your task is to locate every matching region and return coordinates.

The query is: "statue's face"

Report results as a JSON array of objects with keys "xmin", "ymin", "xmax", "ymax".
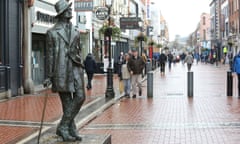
[{"xmin": 62, "ymin": 7, "xmax": 72, "ymax": 19}]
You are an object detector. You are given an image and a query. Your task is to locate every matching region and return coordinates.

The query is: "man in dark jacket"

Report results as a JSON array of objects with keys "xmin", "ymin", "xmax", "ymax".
[
  {"xmin": 128, "ymin": 48, "xmax": 146, "ymax": 98},
  {"xmin": 159, "ymin": 52, "xmax": 167, "ymax": 75},
  {"xmin": 167, "ymin": 52, "xmax": 174, "ymax": 71},
  {"xmin": 84, "ymin": 53, "xmax": 97, "ymax": 90}
]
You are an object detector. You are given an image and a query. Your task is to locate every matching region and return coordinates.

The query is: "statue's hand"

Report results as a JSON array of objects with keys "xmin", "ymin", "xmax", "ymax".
[{"xmin": 43, "ymin": 78, "xmax": 52, "ymax": 88}]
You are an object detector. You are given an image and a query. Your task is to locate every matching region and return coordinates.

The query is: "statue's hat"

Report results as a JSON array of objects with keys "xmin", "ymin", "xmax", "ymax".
[{"xmin": 55, "ymin": 0, "xmax": 72, "ymax": 17}]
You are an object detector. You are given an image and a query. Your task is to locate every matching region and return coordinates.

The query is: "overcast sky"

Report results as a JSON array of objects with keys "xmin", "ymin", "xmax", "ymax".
[{"xmin": 152, "ymin": 0, "xmax": 211, "ymax": 41}]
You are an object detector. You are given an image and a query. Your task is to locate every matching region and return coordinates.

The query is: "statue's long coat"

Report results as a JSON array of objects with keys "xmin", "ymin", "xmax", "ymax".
[{"xmin": 46, "ymin": 22, "xmax": 84, "ymax": 93}]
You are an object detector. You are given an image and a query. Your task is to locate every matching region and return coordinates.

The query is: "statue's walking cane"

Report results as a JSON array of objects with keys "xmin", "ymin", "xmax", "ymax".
[{"xmin": 37, "ymin": 82, "xmax": 50, "ymax": 144}]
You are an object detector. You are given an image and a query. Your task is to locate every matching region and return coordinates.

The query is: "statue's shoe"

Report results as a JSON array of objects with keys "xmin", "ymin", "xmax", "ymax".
[
  {"xmin": 72, "ymin": 134, "xmax": 82, "ymax": 141},
  {"xmin": 69, "ymin": 131, "xmax": 82, "ymax": 141},
  {"xmin": 56, "ymin": 129, "xmax": 76, "ymax": 142}
]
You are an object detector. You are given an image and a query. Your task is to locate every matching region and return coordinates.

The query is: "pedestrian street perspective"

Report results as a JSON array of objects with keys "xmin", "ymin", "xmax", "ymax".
[
  {"xmin": 1, "ymin": 63, "xmax": 240, "ymax": 144},
  {"xmin": 2, "ymin": 0, "xmax": 240, "ymax": 143}
]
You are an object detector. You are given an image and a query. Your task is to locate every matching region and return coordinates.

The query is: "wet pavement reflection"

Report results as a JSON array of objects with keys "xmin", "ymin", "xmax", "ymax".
[{"xmin": 80, "ymin": 63, "xmax": 240, "ymax": 144}]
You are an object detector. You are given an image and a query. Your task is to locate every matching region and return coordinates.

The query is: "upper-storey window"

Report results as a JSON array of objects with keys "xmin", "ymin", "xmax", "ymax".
[{"xmin": 203, "ymin": 16, "xmax": 206, "ymax": 25}]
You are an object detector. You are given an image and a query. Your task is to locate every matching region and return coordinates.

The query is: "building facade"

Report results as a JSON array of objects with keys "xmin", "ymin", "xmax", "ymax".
[
  {"xmin": 210, "ymin": 0, "xmax": 222, "ymax": 61},
  {"xmin": 160, "ymin": 12, "xmax": 169, "ymax": 48},
  {"xmin": 31, "ymin": 0, "xmax": 57, "ymax": 86},
  {"xmin": 0, "ymin": 0, "xmax": 23, "ymax": 99},
  {"xmin": 221, "ymin": 0, "xmax": 229, "ymax": 46},
  {"xmin": 228, "ymin": 0, "xmax": 240, "ymax": 56},
  {"xmin": 199, "ymin": 13, "xmax": 211, "ymax": 50}
]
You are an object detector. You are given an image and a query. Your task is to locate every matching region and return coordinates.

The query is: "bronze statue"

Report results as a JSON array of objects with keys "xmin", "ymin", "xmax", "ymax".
[{"xmin": 44, "ymin": 0, "xmax": 85, "ymax": 141}]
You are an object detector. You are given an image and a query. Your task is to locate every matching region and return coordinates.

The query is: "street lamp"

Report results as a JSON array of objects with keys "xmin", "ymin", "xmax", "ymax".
[
  {"xmin": 105, "ymin": 0, "xmax": 115, "ymax": 98},
  {"xmin": 138, "ymin": 21, "xmax": 144, "ymax": 56}
]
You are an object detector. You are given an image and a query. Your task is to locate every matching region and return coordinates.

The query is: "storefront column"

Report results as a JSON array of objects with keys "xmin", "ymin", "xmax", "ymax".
[{"xmin": 23, "ymin": 1, "xmax": 34, "ymax": 94}]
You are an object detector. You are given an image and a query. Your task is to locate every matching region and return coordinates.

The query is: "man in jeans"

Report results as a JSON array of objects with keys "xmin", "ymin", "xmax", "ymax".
[{"xmin": 128, "ymin": 48, "xmax": 146, "ymax": 98}]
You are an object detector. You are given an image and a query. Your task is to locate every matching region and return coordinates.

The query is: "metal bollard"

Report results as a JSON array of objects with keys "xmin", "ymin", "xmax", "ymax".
[
  {"xmin": 147, "ymin": 71, "xmax": 153, "ymax": 98},
  {"xmin": 187, "ymin": 71, "xmax": 194, "ymax": 97},
  {"xmin": 146, "ymin": 62, "xmax": 152, "ymax": 73},
  {"xmin": 227, "ymin": 71, "xmax": 233, "ymax": 96}
]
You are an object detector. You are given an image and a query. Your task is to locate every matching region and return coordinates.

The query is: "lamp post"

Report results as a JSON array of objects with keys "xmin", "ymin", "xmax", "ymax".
[
  {"xmin": 105, "ymin": 0, "xmax": 115, "ymax": 98},
  {"xmin": 138, "ymin": 21, "xmax": 144, "ymax": 56}
]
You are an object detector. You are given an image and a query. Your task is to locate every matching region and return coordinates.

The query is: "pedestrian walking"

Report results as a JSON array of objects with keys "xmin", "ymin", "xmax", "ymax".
[
  {"xmin": 194, "ymin": 52, "xmax": 200, "ymax": 64},
  {"xmin": 232, "ymin": 51, "xmax": 240, "ymax": 97},
  {"xmin": 184, "ymin": 52, "xmax": 194, "ymax": 71},
  {"xmin": 117, "ymin": 52, "xmax": 124, "ymax": 80},
  {"xmin": 223, "ymin": 46, "xmax": 228, "ymax": 64},
  {"xmin": 180, "ymin": 52, "xmax": 186, "ymax": 65},
  {"xmin": 128, "ymin": 48, "xmax": 146, "ymax": 98},
  {"xmin": 167, "ymin": 52, "xmax": 174, "ymax": 71},
  {"xmin": 84, "ymin": 53, "xmax": 97, "ymax": 90},
  {"xmin": 44, "ymin": 0, "xmax": 85, "ymax": 141},
  {"xmin": 121, "ymin": 53, "xmax": 131, "ymax": 97},
  {"xmin": 159, "ymin": 52, "xmax": 167, "ymax": 75}
]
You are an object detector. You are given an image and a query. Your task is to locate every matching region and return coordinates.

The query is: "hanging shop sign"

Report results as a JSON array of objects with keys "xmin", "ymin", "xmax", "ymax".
[
  {"xmin": 95, "ymin": 7, "xmax": 109, "ymax": 21},
  {"xmin": 120, "ymin": 17, "xmax": 141, "ymax": 29}
]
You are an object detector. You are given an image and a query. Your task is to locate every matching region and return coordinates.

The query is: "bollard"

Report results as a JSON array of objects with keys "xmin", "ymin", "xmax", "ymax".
[
  {"xmin": 147, "ymin": 71, "xmax": 153, "ymax": 98},
  {"xmin": 187, "ymin": 71, "xmax": 194, "ymax": 97},
  {"xmin": 227, "ymin": 71, "xmax": 233, "ymax": 96},
  {"xmin": 146, "ymin": 62, "xmax": 152, "ymax": 73}
]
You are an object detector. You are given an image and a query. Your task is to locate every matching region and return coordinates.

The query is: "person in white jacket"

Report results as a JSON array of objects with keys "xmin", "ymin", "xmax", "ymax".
[{"xmin": 184, "ymin": 52, "xmax": 194, "ymax": 71}]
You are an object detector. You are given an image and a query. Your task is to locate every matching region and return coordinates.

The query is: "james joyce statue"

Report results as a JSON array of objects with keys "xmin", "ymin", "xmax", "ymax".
[{"xmin": 44, "ymin": 0, "xmax": 85, "ymax": 142}]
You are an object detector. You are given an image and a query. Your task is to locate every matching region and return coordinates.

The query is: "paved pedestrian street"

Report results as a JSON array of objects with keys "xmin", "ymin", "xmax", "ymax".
[
  {"xmin": 1, "ymin": 63, "xmax": 240, "ymax": 144},
  {"xmin": 79, "ymin": 63, "xmax": 240, "ymax": 144}
]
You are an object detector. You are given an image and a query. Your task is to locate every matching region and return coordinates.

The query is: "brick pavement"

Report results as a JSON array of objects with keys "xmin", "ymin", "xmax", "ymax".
[
  {"xmin": 0, "ymin": 74, "xmax": 120, "ymax": 144},
  {"xmin": 79, "ymin": 63, "xmax": 240, "ymax": 144}
]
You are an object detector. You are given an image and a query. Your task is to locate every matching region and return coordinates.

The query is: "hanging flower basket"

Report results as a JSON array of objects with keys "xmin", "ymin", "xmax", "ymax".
[
  {"xmin": 228, "ymin": 41, "xmax": 233, "ymax": 46},
  {"xmin": 148, "ymin": 40, "xmax": 155, "ymax": 46},
  {"xmin": 135, "ymin": 33, "xmax": 148, "ymax": 43},
  {"xmin": 99, "ymin": 25, "xmax": 121, "ymax": 39},
  {"xmin": 156, "ymin": 44, "xmax": 162, "ymax": 48}
]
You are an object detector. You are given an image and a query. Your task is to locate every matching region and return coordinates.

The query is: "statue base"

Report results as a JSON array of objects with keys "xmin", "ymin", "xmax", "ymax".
[{"xmin": 31, "ymin": 133, "xmax": 111, "ymax": 144}]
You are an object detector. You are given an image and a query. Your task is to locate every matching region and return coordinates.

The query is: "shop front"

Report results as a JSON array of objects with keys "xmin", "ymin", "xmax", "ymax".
[
  {"xmin": 31, "ymin": 0, "xmax": 56, "ymax": 86},
  {"xmin": 0, "ymin": 0, "xmax": 23, "ymax": 98}
]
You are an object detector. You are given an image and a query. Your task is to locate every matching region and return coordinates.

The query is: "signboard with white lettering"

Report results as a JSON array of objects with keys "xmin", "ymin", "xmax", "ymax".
[
  {"xmin": 120, "ymin": 17, "xmax": 141, "ymax": 29},
  {"xmin": 74, "ymin": 0, "xmax": 93, "ymax": 11},
  {"xmin": 95, "ymin": 7, "xmax": 109, "ymax": 20}
]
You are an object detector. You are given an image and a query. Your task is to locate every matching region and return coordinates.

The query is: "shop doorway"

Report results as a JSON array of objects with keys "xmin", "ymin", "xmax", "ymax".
[{"xmin": 32, "ymin": 34, "xmax": 46, "ymax": 85}]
